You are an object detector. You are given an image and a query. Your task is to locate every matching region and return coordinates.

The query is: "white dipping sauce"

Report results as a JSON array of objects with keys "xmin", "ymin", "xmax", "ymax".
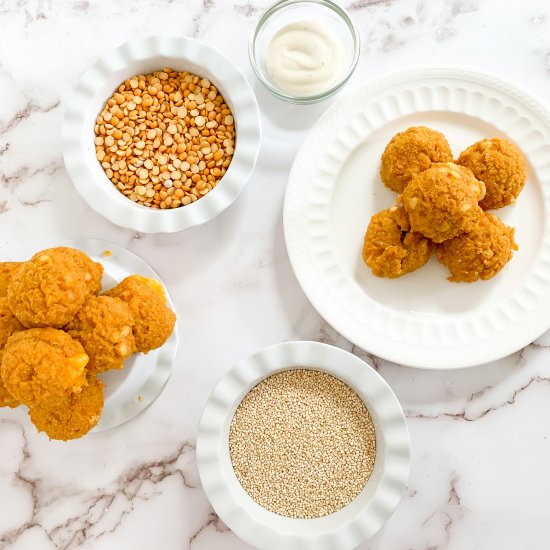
[{"xmin": 266, "ymin": 20, "xmax": 346, "ymax": 96}]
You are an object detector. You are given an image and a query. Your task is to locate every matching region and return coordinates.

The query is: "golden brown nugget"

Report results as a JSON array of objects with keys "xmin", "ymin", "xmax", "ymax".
[
  {"xmin": 104, "ymin": 275, "xmax": 176, "ymax": 353},
  {"xmin": 1, "ymin": 328, "xmax": 88, "ymax": 406},
  {"xmin": 436, "ymin": 213, "xmax": 518, "ymax": 282},
  {"xmin": 0, "ymin": 297, "xmax": 24, "ymax": 349},
  {"xmin": 399, "ymin": 162, "xmax": 486, "ymax": 243},
  {"xmin": 362, "ymin": 206, "xmax": 433, "ymax": 278},
  {"xmin": 456, "ymin": 138, "xmax": 527, "ymax": 210},
  {"xmin": 29, "ymin": 376, "xmax": 104, "ymax": 441},
  {"xmin": 31, "ymin": 247, "xmax": 103, "ymax": 295},
  {"xmin": 380, "ymin": 126, "xmax": 453, "ymax": 193},
  {"xmin": 65, "ymin": 296, "xmax": 135, "ymax": 374},
  {"xmin": 8, "ymin": 251, "xmax": 89, "ymax": 328},
  {"xmin": 0, "ymin": 262, "xmax": 22, "ymax": 298},
  {"xmin": 0, "ymin": 350, "xmax": 19, "ymax": 408}
]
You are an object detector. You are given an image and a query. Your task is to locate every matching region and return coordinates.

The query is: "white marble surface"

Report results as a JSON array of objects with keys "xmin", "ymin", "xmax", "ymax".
[{"xmin": 1, "ymin": 0, "xmax": 550, "ymax": 548}]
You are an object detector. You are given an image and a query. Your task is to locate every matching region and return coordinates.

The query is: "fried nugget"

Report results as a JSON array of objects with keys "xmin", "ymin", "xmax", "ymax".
[
  {"xmin": 65, "ymin": 296, "xmax": 135, "ymax": 374},
  {"xmin": 31, "ymin": 247, "xmax": 103, "ymax": 295},
  {"xmin": 0, "ymin": 350, "xmax": 19, "ymax": 408},
  {"xmin": 399, "ymin": 162, "xmax": 486, "ymax": 243},
  {"xmin": 436, "ymin": 213, "xmax": 518, "ymax": 282},
  {"xmin": 0, "ymin": 262, "xmax": 22, "ymax": 298},
  {"xmin": 362, "ymin": 206, "xmax": 433, "ymax": 278},
  {"xmin": 29, "ymin": 376, "xmax": 104, "ymax": 441},
  {"xmin": 0, "ymin": 297, "xmax": 24, "ymax": 349},
  {"xmin": 104, "ymin": 275, "xmax": 175, "ymax": 353},
  {"xmin": 7, "ymin": 250, "xmax": 89, "ymax": 328},
  {"xmin": 456, "ymin": 138, "xmax": 526, "ymax": 210},
  {"xmin": 1, "ymin": 328, "xmax": 88, "ymax": 406},
  {"xmin": 380, "ymin": 127, "xmax": 453, "ymax": 193}
]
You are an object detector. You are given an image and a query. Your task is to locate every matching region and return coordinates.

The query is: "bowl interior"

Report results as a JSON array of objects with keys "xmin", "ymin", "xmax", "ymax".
[
  {"xmin": 221, "ymin": 367, "xmax": 390, "ymax": 529},
  {"xmin": 83, "ymin": 54, "xmax": 239, "ymax": 214},
  {"xmin": 251, "ymin": 0, "xmax": 358, "ymax": 101},
  {"xmin": 199, "ymin": 341, "xmax": 410, "ymax": 546}
]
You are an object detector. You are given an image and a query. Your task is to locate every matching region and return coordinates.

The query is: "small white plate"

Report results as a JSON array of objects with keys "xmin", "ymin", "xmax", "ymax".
[
  {"xmin": 284, "ymin": 66, "xmax": 550, "ymax": 369},
  {"xmin": 196, "ymin": 341, "xmax": 410, "ymax": 550},
  {"xmin": 62, "ymin": 36, "xmax": 261, "ymax": 233},
  {"xmin": 60, "ymin": 239, "xmax": 178, "ymax": 431}
]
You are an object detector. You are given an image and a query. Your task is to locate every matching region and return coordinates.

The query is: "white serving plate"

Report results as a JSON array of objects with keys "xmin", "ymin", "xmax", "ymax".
[
  {"xmin": 284, "ymin": 66, "xmax": 550, "ymax": 369},
  {"xmin": 196, "ymin": 341, "xmax": 410, "ymax": 550},
  {"xmin": 60, "ymin": 239, "xmax": 178, "ymax": 431},
  {"xmin": 62, "ymin": 36, "xmax": 261, "ymax": 233}
]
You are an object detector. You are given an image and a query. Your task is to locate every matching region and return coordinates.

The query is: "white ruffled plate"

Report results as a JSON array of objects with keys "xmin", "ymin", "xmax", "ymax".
[
  {"xmin": 63, "ymin": 36, "xmax": 260, "ymax": 233},
  {"xmin": 284, "ymin": 66, "xmax": 550, "ymax": 369},
  {"xmin": 196, "ymin": 341, "xmax": 410, "ymax": 550},
  {"xmin": 60, "ymin": 239, "xmax": 178, "ymax": 432}
]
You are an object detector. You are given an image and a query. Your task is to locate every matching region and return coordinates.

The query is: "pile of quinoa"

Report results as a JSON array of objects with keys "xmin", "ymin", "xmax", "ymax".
[{"xmin": 229, "ymin": 369, "xmax": 377, "ymax": 519}]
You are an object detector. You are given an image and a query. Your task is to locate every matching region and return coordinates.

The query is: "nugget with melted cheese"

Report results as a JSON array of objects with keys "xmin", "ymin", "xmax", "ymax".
[
  {"xmin": 456, "ymin": 138, "xmax": 527, "ymax": 210},
  {"xmin": 7, "ymin": 251, "xmax": 90, "ymax": 328},
  {"xmin": 436, "ymin": 213, "xmax": 518, "ymax": 282},
  {"xmin": 0, "ymin": 262, "xmax": 22, "ymax": 298},
  {"xmin": 29, "ymin": 376, "xmax": 104, "ymax": 441},
  {"xmin": 30, "ymin": 247, "xmax": 104, "ymax": 295},
  {"xmin": 104, "ymin": 275, "xmax": 175, "ymax": 353},
  {"xmin": 380, "ymin": 126, "xmax": 453, "ymax": 193},
  {"xmin": 0, "ymin": 297, "xmax": 23, "ymax": 349},
  {"xmin": 362, "ymin": 206, "xmax": 433, "ymax": 278},
  {"xmin": 399, "ymin": 162, "xmax": 486, "ymax": 243},
  {"xmin": 65, "ymin": 296, "xmax": 135, "ymax": 374},
  {"xmin": 1, "ymin": 328, "xmax": 88, "ymax": 406},
  {"xmin": 0, "ymin": 350, "xmax": 19, "ymax": 408}
]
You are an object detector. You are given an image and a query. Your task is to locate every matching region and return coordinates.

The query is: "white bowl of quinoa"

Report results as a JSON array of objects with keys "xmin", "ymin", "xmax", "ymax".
[
  {"xmin": 197, "ymin": 340, "xmax": 410, "ymax": 550},
  {"xmin": 63, "ymin": 36, "xmax": 260, "ymax": 233}
]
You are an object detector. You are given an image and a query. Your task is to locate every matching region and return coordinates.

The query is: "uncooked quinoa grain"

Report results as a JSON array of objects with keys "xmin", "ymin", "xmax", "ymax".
[
  {"xmin": 94, "ymin": 68, "xmax": 235, "ymax": 209},
  {"xmin": 229, "ymin": 369, "xmax": 376, "ymax": 519}
]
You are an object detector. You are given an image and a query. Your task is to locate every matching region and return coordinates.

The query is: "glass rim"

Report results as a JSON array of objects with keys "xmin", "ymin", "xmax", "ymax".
[{"xmin": 248, "ymin": 0, "xmax": 361, "ymax": 104}]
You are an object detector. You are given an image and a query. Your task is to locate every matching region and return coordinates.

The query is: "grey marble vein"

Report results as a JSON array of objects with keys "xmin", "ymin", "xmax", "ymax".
[
  {"xmin": 0, "ymin": 429, "xmax": 196, "ymax": 550},
  {"xmin": 0, "ymin": 99, "xmax": 60, "ymax": 135}
]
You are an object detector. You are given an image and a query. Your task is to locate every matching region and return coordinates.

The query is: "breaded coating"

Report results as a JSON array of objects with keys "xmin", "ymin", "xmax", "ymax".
[
  {"xmin": 457, "ymin": 138, "xmax": 527, "ymax": 210},
  {"xmin": 65, "ymin": 296, "xmax": 135, "ymax": 374},
  {"xmin": 104, "ymin": 275, "xmax": 176, "ymax": 353},
  {"xmin": 362, "ymin": 206, "xmax": 433, "ymax": 278},
  {"xmin": 0, "ymin": 297, "xmax": 24, "ymax": 349},
  {"xmin": 29, "ymin": 376, "xmax": 104, "ymax": 441},
  {"xmin": 31, "ymin": 247, "xmax": 103, "ymax": 295},
  {"xmin": 0, "ymin": 262, "xmax": 22, "ymax": 298},
  {"xmin": 380, "ymin": 127, "xmax": 453, "ymax": 193},
  {"xmin": 0, "ymin": 350, "xmax": 20, "ymax": 408},
  {"xmin": 399, "ymin": 162, "xmax": 486, "ymax": 243},
  {"xmin": 1, "ymin": 328, "xmax": 88, "ymax": 406},
  {"xmin": 7, "ymin": 250, "xmax": 89, "ymax": 328},
  {"xmin": 436, "ymin": 213, "xmax": 518, "ymax": 282}
]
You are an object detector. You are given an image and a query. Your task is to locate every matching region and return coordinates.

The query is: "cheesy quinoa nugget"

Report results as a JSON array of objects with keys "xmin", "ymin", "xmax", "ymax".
[
  {"xmin": 66, "ymin": 296, "xmax": 135, "ymax": 374},
  {"xmin": 0, "ymin": 297, "xmax": 24, "ymax": 349},
  {"xmin": 7, "ymin": 251, "xmax": 89, "ymax": 328},
  {"xmin": 104, "ymin": 275, "xmax": 175, "ymax": 353},
  {"xmin": 380, "ymin": 126, "xmax": 453, "ymax": 193},
  {"xmin": 1, "ymin": 328, "xmax": 88, "ymax": 406},
  {"xmin": 30, "ymin": 247, "xmax": 103, "ymax": 295},
  {"xmin": 436, "ymin": 213, "xmax": 518, "ymax": 283},
  {"xmin": 363, "ymin": 206, "xmax": 433, "ymax": 278},
  {"xmin": 0, "ymin": 350, "xmax": 19, "ymax": 408},
  {"xmin": 0, "ymin": 262, "xmax": 23, "ymax": 298},
  {"xmin": 456, "ymin": 138, "xmax": 527, "ymax": 210},
  {"xmin": 0, "ymin": 298, "xmax": 23, "ymax": 409},
  {"xmin": 29, "ymin": 376, "xmax": 104, "ymax": 441},
  {"xmin": 399, "ymin": 162, "xmax": 486, "ymax": 243}
]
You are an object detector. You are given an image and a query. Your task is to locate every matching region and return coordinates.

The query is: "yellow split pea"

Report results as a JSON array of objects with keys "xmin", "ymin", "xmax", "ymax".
[{"xmin": 94, "ymin": 68, "xmax": 236, "ymax": 209}]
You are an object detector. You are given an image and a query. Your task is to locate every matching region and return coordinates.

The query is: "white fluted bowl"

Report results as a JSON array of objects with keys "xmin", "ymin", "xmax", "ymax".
[
  {"xmin": 197, "ymin": 341, "xmax": 411, "ymax": 550},
  {"xmin": 63, "ymin": 36, "xmax": 261, "ymax": 233}
]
